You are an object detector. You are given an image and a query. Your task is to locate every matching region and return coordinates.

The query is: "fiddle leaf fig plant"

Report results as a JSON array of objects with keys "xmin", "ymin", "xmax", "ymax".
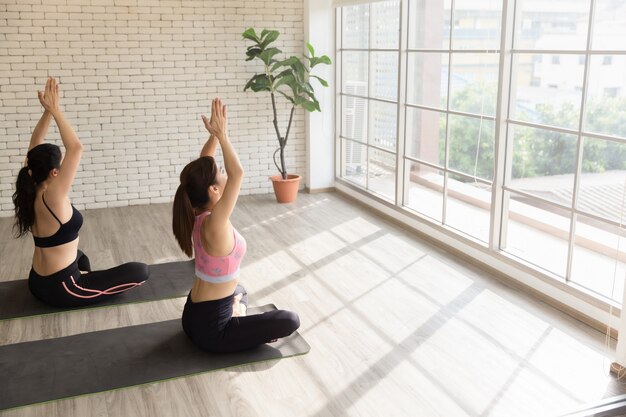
[{"xmin": 243, "ymin": 28, "xmax": 331, "ymax": 180}]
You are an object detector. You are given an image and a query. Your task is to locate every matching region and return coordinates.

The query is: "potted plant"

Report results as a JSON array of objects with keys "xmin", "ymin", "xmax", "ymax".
[{"xmin": 242, "ymin": 28, "xmax": 331, "ymax": 203}]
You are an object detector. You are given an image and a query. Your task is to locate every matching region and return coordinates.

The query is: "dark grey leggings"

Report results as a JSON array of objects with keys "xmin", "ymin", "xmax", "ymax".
[
  {"xmin": 28, "ymin": 251, "xmax": 149, "ymax": 308},
  {"xmin": 181, "ymin": 285, "xmax": 300, "ymax": 353}
]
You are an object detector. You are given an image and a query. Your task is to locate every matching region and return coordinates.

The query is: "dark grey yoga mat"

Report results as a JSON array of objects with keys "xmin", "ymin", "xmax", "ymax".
[
  {"xmin": 0, "ymin": 260, "xmax": 194, "ymax": 320},
  {"xmin": 0, "ymin": 304, "xmax": 310, "ymax": 411}
]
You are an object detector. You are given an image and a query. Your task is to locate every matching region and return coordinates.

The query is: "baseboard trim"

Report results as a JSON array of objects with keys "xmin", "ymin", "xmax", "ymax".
[{"xmin": 304, "ymin": 187, "xmax": 336, "ymax": 194}]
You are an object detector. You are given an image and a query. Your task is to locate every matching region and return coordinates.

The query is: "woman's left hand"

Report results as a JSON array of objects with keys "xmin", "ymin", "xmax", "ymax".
[{"xmin": 37, "ymin": 77, "xmax": 61, "ymax": 116}]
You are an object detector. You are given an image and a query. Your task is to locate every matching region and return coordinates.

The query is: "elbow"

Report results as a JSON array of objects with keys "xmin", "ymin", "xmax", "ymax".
[
  {"xmin": 69, "ymin": 142, "xmax": 84, "ymax": 154},
  {"xmin": 233, "ymin": 166, "xmax": 244, "ymax": 179},
  {"xmin": 65, "ymin": 143, "xmax": 84, "ymax": 160},
  {"xmin": 228, "ymin": 165, "xmax": 244, "ymax": 179}
]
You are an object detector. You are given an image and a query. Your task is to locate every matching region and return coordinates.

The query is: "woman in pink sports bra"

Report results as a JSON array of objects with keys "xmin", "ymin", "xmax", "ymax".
[{"xmin": 172, "ymin": 98, "xmax": 300, "ymax": 353}]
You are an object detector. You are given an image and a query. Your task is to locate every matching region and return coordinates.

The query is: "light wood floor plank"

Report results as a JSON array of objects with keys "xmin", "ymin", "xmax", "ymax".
[{"xmin": 1, "ymin": 191, "xmax": 624, "ymax": 416}]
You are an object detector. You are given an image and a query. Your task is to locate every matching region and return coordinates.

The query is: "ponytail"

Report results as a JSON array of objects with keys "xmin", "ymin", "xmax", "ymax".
[
  {"xmin": 172, "ymin": 157, "xmax": 216, "ymax": 257},
  {"xmin": 12, "ymin": 166, "xmax": 37, "ymax": 237},
  {"xmin": 172, "ymin": 184, "xmax": 195, "ymax": 257},
  {"xmin": 12, "ymin": 143, "xmax": 61, "ymax": 238}
]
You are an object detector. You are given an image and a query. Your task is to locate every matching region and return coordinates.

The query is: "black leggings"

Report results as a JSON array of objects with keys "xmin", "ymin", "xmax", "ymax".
[
  {"xmin": 182, "ymin": 285, "xmax": 300, "ymax": 353},
  {"xmin": 28, "ymin": 251, "xmax": 149, "ymax": 307}
]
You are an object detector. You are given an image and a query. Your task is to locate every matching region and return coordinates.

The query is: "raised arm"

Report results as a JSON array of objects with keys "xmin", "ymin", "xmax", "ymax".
[
  {"xmin": 205, "ymin": 98, "xmax": 243, "ymax": 228},
  {"xmin": 24, "ymin": 110, "xmax": 53, "ymax": 165},
  {"xmin": 199, "ymin": 126, "xmax": 218, "ymax": 158},
  {"xmin": 39, "ymin": 77, "xmax": 83, "ymax": 200}
]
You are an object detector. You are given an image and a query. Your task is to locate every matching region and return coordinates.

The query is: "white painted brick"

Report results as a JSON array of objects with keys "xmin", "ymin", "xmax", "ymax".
[{"xmin": 0, "ymin": 0, "xmax": 306, "ymax": 216}]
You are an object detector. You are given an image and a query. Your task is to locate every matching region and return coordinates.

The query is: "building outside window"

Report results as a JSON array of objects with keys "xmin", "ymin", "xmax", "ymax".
[{"xmin": 337, "ymin": 0, "xmax": 626, "ymax": 306}]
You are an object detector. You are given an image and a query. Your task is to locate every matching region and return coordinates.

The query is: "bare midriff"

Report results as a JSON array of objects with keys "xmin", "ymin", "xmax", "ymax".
[{"xmin": 190, "ymin": 276, "xmax": 239, "ymax": 303}]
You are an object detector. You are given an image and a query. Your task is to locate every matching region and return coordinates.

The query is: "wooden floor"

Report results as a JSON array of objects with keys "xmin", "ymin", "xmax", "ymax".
[{"xmin": 1, "ymin": 191, "xmax": 625, "ymax": 417}]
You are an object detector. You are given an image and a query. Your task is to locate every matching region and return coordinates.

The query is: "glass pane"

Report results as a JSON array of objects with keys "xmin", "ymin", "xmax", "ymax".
[
  {"xmin": 370, "ymin": 100, "xmax": 397, "ymax": 152},
  {"xmin": 510, "ymin": 54, "xmax": 584, "ymax": 130},
  {"xmin": 406, "ymin": 52, "xmax": 449, "ymax": 109},
  {"xmin": 342, "ymin": 4, "xmax": 369, "ymax": 49},
  {"xmin": 368, "ymin": 147, "xmax": 396, "ymax": 201},
  {"xmin": 584, "ymin": 55, "xmax": 626, "ymax": 138},
  {"xmin": 449, "ymin": 53, "xmax": 499, "ymax": 116},
  {"xmin": 445, "ymin": 172, "xmax": 491, "ymax": 243},
  {"xmin": 405, "ymin": 107, "xmax": 446, "ymax": 166},
  {"xmin": 592, "ymin": 0, "xmax": 626, "ymax": 50},
  {"xmin": 371, "ymin": 52, "xmax": 398, "ymax": 101},
  {"xmin": 578, "ymin": 138, "xmax": 626, "ymax": 223},
  {"xmin": 501, "ymin": 191, "xmax": 571, "ymax": 277},
  {"xmin": 371, "ymin": 1, "xmax": 400, "ymax": 49},
  {"xmin": 408, "ymin": 0, "xmax": 451, "ymax": 49},
  {"xmin": 508, "ymin": 124, "xmax": 578, "ymax": 206},
  {"xmin": 342, "ymin": 51, "xmax": 368, "ymax": 96},
  {"xmin": 514, "ymin": 0, "xmax": 590, "ymax": 50},
  {"xmin": 342, "ymin": 139, "xmax": 367, "ymax": 187},
  {"xmin": 571, "ymin": 215, "xmax": 626, "ymax": 302},
  {"xmin": 341, "ymin": 96, "xmax": 368, "ymax": 142},
  {"xmin": 448, "ymin": 114, "xmax": 495, "ymax": 181},
  {"xmin": 452, "ymin": 0, "xmax": 502, "ymax": 50},
  {"xmin": 405, "ymin": 161, "xmax": 443, "ymax": 222}
]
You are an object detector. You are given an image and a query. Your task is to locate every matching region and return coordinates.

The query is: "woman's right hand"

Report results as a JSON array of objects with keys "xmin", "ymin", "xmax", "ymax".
[
  {"xmin": 37, "ymin": 77, "xmax": 61, "ymax": 116},
  {"xmin": 202, "ymin": 98, "xmax": 228, "ymax": 139}
]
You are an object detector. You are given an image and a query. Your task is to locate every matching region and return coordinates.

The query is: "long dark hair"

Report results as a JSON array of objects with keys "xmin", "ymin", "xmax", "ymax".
[
  {"xmin": 172, "ymin": 156, "xmax": 218, "ymax": 257},
  {"xmin": 13, "ymin": 143, "xmax": 62, "ymax": 237}
]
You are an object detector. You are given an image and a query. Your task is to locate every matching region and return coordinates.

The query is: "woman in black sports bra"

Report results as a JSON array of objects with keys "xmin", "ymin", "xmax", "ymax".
[{"xmin": 12, "ymin": 77, "xmax": 149, "ymax": 307}]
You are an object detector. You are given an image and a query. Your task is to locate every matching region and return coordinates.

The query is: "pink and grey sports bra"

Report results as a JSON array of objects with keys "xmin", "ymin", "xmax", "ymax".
[{"xmin": 192, "ymin": 211, "xmax": 247, "ymax": 283}]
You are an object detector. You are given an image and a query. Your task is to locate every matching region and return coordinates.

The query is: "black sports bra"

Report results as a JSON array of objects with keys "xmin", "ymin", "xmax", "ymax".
[{"xmin": 33, "ymin": 193, "xmax": 83, "ymax": 248}]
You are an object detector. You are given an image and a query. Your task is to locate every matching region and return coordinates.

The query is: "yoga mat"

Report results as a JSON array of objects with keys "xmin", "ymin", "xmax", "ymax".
[
  {"xmin": 0, "ymin": 260, "xmax": 194, "ymax": 320},
  {"xmin": 0, "ymin": 304, "xmax": 310, "ymax": 411}
]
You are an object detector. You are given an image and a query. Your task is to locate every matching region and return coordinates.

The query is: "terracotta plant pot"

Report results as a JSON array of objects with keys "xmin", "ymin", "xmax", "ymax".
[{"xmin": 269, "ymin": 174, "xmax": 301, "ymax": 203}]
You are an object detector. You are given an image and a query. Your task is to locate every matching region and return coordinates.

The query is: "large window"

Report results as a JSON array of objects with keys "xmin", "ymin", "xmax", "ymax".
[{"xmin": 337, "ymin": 0, "xmax": 626, "ymax": 304}]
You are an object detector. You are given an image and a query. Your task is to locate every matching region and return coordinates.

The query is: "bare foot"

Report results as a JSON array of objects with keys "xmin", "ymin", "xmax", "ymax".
[{"xmin": 232, "ymin": 293, "xmax": 246, "ymax": 317}]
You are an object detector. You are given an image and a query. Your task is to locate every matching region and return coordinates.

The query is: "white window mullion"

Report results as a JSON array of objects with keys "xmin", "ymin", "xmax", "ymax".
[
  {"xmin": 395, "ymin": 0, "xmax": 408, "ymax": 206},
  {"xmin": 335, "ymin": 8, "xmax": 343, "ymax": 183},
  {"xmin": 566, "ymin": 0, "xmax": 597, "ymax": 281},
  {"xmin": 490, "ymin": 0, "xmax": 516, "ymax": 253},
  {"xmin": 366, "ymin": 3, "xmax": 373, "ymax": 192},
  {"xmin": 442, "ymin": 0, "xmax": 456, "ymax": 225}
]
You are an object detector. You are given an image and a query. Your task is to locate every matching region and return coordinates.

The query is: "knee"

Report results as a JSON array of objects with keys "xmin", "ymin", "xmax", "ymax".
[
  {"xmin": 280, "ymin": 310, "xmax": 300, "ymax": 335},
  {"xmin": 126, "ymin": 262, "xmax": 150, "ymax": 282}
]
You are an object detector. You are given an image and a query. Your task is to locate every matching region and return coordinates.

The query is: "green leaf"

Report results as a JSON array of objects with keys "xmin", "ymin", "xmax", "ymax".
[
  {"xmin": 242, "ymin": 28, "xmax": 260, "ymax": 43},
  {"xmin": 320, "ymin": 55, "xmax": 332, "ymax": 65},
  {"xmin": 277, "ymin": 90, "xmax": 295, "ymax": 103},
  {"xmin": 310, "ymin": 55, "xmax": 332, "ymax": 68},
  {"xmin": 293, "ymin": 95, "xmax": 320, "ymax": 112},
  {"xmin": 271, "ymin": 56, "xmax": 300, "ymax": 72},
  {"xmin": 245, "ymin": 47, "xmax": 263, "ymax": 61},
  {"xmin": 300, "ymin": 100, "xmax": 319, "ymax": 112},
  {"xmin": 290, "ymin": 59, "xmax": 307, "ymax": 83},
  {"xmin": 244, "ymin": 74, "xmax": 271, "ymax": 92},
  {"xmin": 306, "ymin": 42, "xmax": 315, "ymax": 57},
  {"xmin": 302, "ymin": 88, "xmax": 315, "ymax": 99},
  {"xmin": 273, "ymin": 72, "xmax": 296, "ymax": 92},
  {"xmin": 260, "ymin": 30, "xmax": 280, "ymax": 48},
  {"xmin": 274, "ymin": 69, "xmax": 292, "ymax": 79},
  {"xmin": 311, "ymin": 75, "xmax": 329, "ymax": 87},
  {"xmin": 259, "ymin": 47, "xmax": 282, "ymax": 65}
]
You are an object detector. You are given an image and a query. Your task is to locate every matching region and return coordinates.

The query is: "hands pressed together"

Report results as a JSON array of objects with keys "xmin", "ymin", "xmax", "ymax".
[
  {"xmin": 201, "ymin": 98, "xmax": 228, "ymax": 139},
  {"xmin": 37, "ymin": 77, "xmax": 61, "ymax": 116},
  {"xmin": 38, "ymin": 78, "xmax": 228, "ymax": 142}
]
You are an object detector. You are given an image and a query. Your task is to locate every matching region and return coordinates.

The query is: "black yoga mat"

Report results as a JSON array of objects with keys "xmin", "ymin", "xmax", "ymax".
[
  {"xmin": 0, "ymin": 304, "xmax": 310, "ymax": 411},
  {"xmin": 0, "ymin": 260, "xmax": 194, "ymax": 320}
]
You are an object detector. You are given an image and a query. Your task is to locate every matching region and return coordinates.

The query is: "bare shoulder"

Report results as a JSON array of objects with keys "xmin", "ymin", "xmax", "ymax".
[{"xmin": 202, "ymin": 214, "xmax": 231, "ymax": 238}]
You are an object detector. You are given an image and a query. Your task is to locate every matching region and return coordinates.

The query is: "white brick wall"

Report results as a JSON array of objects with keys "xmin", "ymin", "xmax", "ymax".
[{"xmin": 0, "ymin": 0, "xmax": 305, "ymax": 216}]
